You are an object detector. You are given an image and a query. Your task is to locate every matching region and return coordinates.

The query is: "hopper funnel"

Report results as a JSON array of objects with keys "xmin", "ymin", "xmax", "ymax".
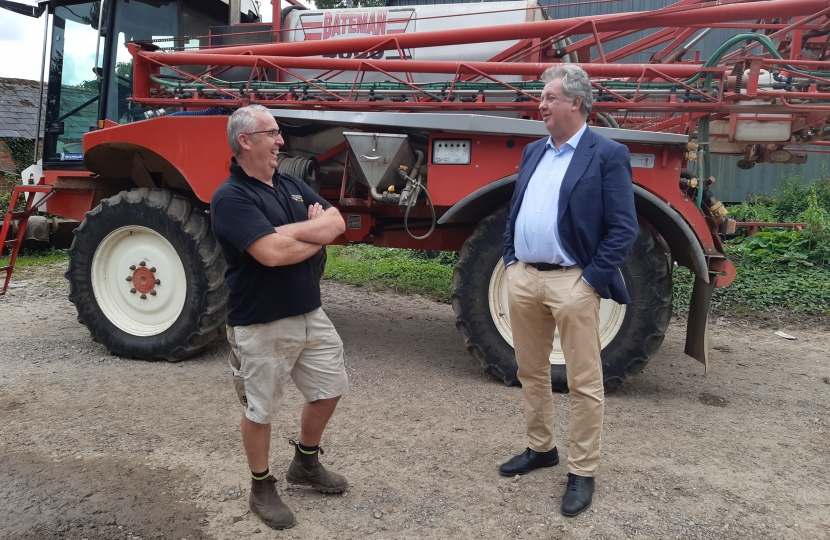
[{"xmin": 344, "ymin": 132, "xmax": 415, "ymax": 189}]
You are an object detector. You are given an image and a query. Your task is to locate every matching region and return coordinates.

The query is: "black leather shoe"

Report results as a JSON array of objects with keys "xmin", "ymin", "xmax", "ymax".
[
  {"xmin": 498, "ymin": 447, "xmax": 559, "ymax": 476},
  {"xmin": 560, "ymin": 473, "xmax": 595, "ymax": 516}
]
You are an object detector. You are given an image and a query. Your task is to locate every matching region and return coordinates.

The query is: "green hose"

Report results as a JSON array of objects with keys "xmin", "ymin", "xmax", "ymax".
[{"xmin": 597, "ymin": 112, "xmax": 619, "ymax": 128}]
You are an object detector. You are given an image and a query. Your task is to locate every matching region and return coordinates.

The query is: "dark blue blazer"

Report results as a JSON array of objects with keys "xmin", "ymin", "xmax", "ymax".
[{"xmin": 503, "ymin": 127, "xmax": 639, "ymax": 304}]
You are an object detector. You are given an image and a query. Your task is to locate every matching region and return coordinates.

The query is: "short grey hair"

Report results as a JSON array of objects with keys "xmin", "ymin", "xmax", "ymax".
[
  {"xmin": 541, "ymin": 65, "xmax": 593, "ymax": 117},
  {"xmin": 227, "ymin": 104, "xmax": 269, "ymax": 156}
]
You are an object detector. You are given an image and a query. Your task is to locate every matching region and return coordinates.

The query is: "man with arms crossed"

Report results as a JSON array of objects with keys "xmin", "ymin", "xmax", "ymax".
[
  {"xmin": 500, "ymin": 65, "xmax": 638, "ymax": 516},
  {"xmin": 211, "ymin": 105, "xmax": 348, "ymax": 530}
]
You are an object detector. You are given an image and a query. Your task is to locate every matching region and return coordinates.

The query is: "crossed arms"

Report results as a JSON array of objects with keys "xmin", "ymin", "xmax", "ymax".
[{"xmin": 246, "ymin": 203, "xmax": 346, "ymax": 267}]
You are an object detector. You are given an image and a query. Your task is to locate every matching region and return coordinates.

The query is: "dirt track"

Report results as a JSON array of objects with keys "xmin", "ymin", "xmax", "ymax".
[{"xmin": 1, "ymin": 261, "xmax": 829, "ymax": 540}]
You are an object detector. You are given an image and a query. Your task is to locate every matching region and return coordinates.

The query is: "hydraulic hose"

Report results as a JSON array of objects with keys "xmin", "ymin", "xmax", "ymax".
[
  {"xmin": 403, "ymin": 180, "xmax": 436, "ymax": 241},
  {"xmin": 276, "ymin": 153, "xmax": 320, "ymax": 191},
  {"xmin": 166, "ymin": 95, "xmax": 235, "ymax": 116},
  {"xmin": 400, "ymin": 151, "xmax": 435, "ymax": 240},
  {"xmin": 598, "ymin": 33, "xmax": 830, "ymax": 91},
  {"xmin": 596, "ymin": 112, "xmax": 619, "ymax": 128},
  {"xmin": 276, "ymin": 153, "xmax": 319, "ymax": 180}
]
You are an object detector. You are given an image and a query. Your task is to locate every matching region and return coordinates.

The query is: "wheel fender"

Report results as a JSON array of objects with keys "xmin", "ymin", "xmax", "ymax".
[
  {"xmin": 438, "ymin": 174, "xmax": 517, "ymax": 225},
  {"xmin": 632, "ymin": 185, "xmax": 708, "ymax": 283},
  {"xmin": 632, "ymin": 186, "xmax": 715, "ymax": 369},
  {"xmin": 84, "ymin": 142, "xmax": 191, "ymax": 193}
]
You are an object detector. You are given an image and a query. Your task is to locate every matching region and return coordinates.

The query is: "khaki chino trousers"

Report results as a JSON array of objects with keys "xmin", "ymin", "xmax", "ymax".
[{"xmin": 506, "ymin": 262, "xmax": 604, "ymax": 476}]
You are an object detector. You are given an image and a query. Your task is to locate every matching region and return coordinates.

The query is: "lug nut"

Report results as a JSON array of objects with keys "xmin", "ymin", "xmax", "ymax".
[
  {"xmin": 130, "ymin": 288, "xmax": 136, "ymax": 294},
  {"xmin": 130, "ymin": 265, "xmax": 136, "ymax": 270},
  {"xmin": 149, "ymin": 267, "xmax": 156, "ymax": 273},
  {"xmin": 139, "ymin": 261, "xmax": 146, "ymax": 267},
  {"xmin": 155, "ymin": 279, "xmax": 161, "ymax": 285},
  {"xmin": 140, "ymin": 294, "xmax": 147, "ymax": 299},
  {"xmin": 150, "ymin": 290, "xmax": 157, "ymax": 296},
  {"xmin": 125, "ymin": 276, "xmax": 132, "ymax": 282}
]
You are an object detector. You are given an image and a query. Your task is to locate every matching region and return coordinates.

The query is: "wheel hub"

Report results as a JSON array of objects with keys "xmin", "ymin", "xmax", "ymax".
[
  {"xmin": 124, "ymin": 261, "xmax": 162, "ymax": 299},
  {"xmin": 131, "ymin": 265, "xmax": 157, "ymax": 295}
]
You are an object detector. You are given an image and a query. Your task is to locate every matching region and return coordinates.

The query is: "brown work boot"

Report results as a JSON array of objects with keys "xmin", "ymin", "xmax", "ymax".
[
  {"xmin": 249, "ymin": 475, "xmax": 295, "ymax": 530},
  {"xmin": 285, "ymin": 439, "xmax": 349, "ymax": 493}
]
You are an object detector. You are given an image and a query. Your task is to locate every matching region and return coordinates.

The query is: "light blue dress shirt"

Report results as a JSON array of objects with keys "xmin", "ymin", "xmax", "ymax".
[{"xmin": 514, "ymin": 123, "xmax": 588, "ymax": 266}]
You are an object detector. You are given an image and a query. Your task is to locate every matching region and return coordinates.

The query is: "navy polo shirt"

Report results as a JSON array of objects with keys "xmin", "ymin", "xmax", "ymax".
[{"xmin": 210, "ymin": 160, "xmax": 332, "ymax": 327}]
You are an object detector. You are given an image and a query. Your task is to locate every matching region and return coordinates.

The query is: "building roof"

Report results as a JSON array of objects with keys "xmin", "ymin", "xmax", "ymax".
[
  {"xmin": 0, "ymin": 77, "xmax": 101, "ymax": 142},
  {"xmin": 0, "ymin": 78, "xmax": 46, "ymax": 139}
]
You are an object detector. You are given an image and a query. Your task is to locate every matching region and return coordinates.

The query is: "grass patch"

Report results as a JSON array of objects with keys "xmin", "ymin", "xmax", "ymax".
[
  {"xmin": 6, "ymin": 244, "xmax": 827, "ymax": 315},
  {"xmin": 325, "ymin": 245, "xmax": 830, "ymax": 315},
  {"xmin": 0, "ymin": 248, "xmax": 69, "ymax": 269},
  {"xmin": 673, "ymin": 262, "xmax": 830, "ymax": 315},
  {"xmin": 324, "ymin": 245, "xmax": 454, "ymax": 303}
]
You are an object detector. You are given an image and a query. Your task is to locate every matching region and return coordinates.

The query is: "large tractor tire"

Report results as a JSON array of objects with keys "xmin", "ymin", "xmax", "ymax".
[
  {"xmin": 66, "ymin": 188, "xmax": 228, "ymax": 361},
  {"xmin": 452, "ymin": 206, "xmax": 672, "ymax": 392}
]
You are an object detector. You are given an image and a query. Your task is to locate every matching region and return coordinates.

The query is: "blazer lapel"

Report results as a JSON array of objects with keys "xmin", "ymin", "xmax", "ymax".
[{"xmin": 557, "ymin": 127, "xmax": 597, "ymax": 222}]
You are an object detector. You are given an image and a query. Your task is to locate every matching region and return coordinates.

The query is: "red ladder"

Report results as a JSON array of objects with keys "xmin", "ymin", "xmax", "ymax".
[{"xmin": 0, "ymin": 185, "xmax": 56, "ymax": 294}]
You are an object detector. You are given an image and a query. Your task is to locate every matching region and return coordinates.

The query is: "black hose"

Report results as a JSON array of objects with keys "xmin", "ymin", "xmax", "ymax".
[
  {"xmin": 404, "ymin": 181, "xmax": 436, "ymax": 240},
  {"xmin": 276, "ymin": 153, "xmax": 316, "ymax": 178},
  {"xmin": 277, "ymin": 153, "xmax": 320, "ymax": 191}
]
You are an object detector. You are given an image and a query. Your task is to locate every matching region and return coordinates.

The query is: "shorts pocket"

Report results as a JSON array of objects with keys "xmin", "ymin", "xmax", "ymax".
[{"xmin": 228, "ymin": 349, "xmax": 248, "ymax": 406}]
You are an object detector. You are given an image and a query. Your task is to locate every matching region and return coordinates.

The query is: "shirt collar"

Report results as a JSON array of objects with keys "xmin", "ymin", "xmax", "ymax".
[
  {"xmin": 545, "ymin": 122, "xmax": 588, "ymax": 152},
  {"xmin": 229, "ymin": 157, "xmax": 247, "ymax": 179},
  {"xmin": 230, "ymin": 157, "xmax": 278, "ymax": 186}
]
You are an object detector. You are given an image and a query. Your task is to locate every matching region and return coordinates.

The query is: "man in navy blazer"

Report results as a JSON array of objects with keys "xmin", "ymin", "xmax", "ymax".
[{"xmin": 498, "ymin": 65, "xmax": 638, "ymax": 517}]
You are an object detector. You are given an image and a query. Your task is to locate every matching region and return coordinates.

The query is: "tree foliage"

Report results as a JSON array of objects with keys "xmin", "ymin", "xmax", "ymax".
[
  {"xmin": 76, "ymin": 61, "xmax": 132, "ymax": 91},
  {"xmin": 1, "ymin": 138, "xmax": 35, "ymax": 172}
]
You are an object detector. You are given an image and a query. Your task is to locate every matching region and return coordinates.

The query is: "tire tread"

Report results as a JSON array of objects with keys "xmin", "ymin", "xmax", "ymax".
[{"xmin": 66, "ymin": 188, "xmax": 228, "ymax": 362}]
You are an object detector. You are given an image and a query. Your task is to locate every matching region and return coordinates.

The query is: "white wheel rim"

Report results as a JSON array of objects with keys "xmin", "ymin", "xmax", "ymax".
[
  {"xmin": 91, "ymin": 226, "xmax": 188, "ymax": 337},
  {"xmin": 488, "ymin": 260, "xmax": 626, "ymax": 365}
]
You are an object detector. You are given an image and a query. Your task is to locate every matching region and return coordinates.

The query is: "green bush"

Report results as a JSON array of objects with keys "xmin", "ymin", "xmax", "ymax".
[
  {"xmin": 797, "ymin": 189, "xmax": 830, "ymax": 264},
  {"xmin": 726, "ymin": 201, "xmax": 776, "ymax": 223},
  {"xmin": 0, "ymin": 190, "xmax": 25, "ymax": 212},
  {"xmin": 770, "ymin": 175, "xmax": 830, "ymax": 222},
  {"xmin": 411, "ymin": 250, "xmax": 459, "ymax": 266},
  {"xmin": 728, "ymin": 230, "xmax": 816, "ymax": 266},
  {"xmin": 726, "ymin": 188, "xmax": 830, "ymax": 267},
  {"xmin": 0, "ymin": 137, "xmax": 35, "ymax": 172},
  {"xmin": 673, "ymin": 262, "xmax": 830, "ymax": 315}
]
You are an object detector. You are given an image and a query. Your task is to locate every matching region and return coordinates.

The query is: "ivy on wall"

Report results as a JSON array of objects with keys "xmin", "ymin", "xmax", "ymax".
[{"xmin": 0, "ymin": 137, "xmax": 35, "ymax": 173}]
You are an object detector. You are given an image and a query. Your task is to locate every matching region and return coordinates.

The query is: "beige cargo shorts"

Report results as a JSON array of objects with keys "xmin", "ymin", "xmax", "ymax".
[{"xmin": 226, "ymin": 307, "xmax": 349, "ymax": 424}]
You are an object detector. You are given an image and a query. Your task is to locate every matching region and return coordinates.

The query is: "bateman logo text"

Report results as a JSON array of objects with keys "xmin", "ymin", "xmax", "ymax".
[{"xmin": 301, "ymin": 11, "xmax": 408, "ymax": 41}]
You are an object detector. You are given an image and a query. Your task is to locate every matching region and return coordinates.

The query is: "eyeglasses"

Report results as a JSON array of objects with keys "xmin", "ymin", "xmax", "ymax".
[{"xmin": 242, "ymin": 129, "xmax": 282, "ymax": 139}]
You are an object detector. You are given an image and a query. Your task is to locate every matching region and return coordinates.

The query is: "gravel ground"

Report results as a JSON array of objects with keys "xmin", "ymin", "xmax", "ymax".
[{"xmin": 1, "ymin": 261, "xmax": 828, "ymax": 540}]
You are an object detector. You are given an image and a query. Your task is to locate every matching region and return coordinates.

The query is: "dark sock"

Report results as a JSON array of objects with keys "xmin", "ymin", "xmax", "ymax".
[
  {"xmin": 298, "ymin": 442, "xmax": 319, "ymax": 454},
  {"xmin": 251, "ymin": 468, "xmax": 271, "ymax": 481}
]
